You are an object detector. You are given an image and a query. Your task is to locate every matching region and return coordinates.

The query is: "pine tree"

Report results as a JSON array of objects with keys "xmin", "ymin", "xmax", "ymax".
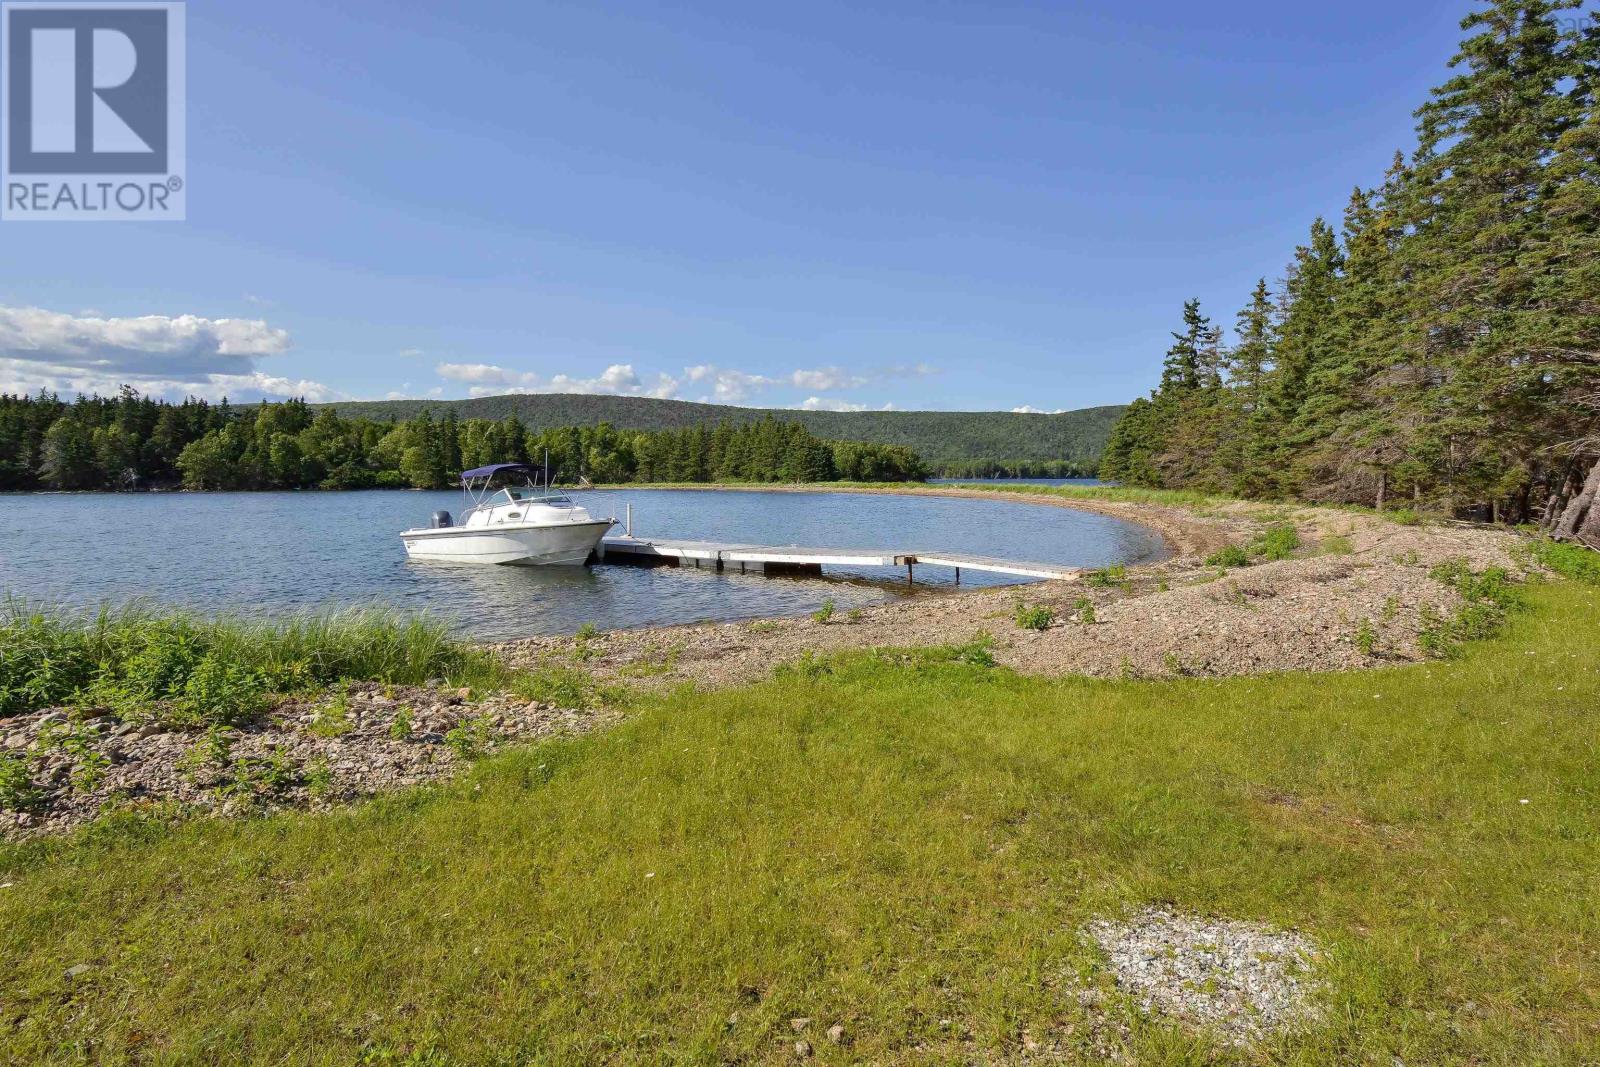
[{"xmin": 1405, "ymin": 0, "xmax": 1592, "ymax": 516}]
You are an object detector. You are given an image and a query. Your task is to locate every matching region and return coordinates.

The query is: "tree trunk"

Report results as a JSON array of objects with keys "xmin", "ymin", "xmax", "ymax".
[
  {"xmin": 1376, "ymin": 470, "xmax": 1387, "ymax": 513},
  {"xmin": 1542, "ymin": 493, "xmax": 1563, "ymax": 531},
  {"xmin": 1553, "ymin": 456, "xmax": 1600, "ymax": 549}
]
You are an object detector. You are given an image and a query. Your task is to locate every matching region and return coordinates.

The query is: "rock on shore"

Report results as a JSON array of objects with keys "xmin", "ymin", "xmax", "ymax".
[{"xmin": 0, "ymin": 683, "xmax": 616, "ymax": 842}]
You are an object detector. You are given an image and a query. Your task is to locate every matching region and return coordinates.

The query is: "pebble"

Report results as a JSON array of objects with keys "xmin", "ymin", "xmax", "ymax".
[
  {"xmin": 825, "ymin": 1024, "xmax": 845, "ymax": 1045},
  {"xmin": 1, "ymin": 684, "xmax": 617, "ymax": 843},
  {"xmin": 789, "ymin": 1018, "xmax": 810, "ymax": 1032},
  {"xmin": 792, "ymin": 1040, "xmax": 811, "ymax": 1058},
  {"xmin": 64, "ymin": 963, "xmax": 91, "ymax": 978},
  {"xmin": 1084, "ymin": 906, "xmax": 1321, "ymax": 1045}
]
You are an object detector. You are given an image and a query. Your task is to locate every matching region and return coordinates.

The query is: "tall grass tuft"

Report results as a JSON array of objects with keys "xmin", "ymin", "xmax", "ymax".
[{"xmin": 0, "ymin": 599, "xmax": 498, "ymax": 721}]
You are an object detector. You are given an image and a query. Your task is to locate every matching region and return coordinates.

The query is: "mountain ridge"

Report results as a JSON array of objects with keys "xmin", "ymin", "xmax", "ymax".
[{"xmin": 322, "ymin": 393, "xmax": 1125, "ymax": 468}]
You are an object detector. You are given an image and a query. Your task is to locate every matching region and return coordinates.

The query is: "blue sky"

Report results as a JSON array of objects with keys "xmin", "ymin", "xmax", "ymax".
[{"xmin": 0, "ymin": 0, "xmax": 1477, "ymax": 412}]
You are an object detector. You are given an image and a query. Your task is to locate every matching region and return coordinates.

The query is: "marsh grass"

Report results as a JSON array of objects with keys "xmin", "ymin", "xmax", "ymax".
[{"xmin": 2, "ymin": 584, "xmax": 1598, "ymax": 1062}]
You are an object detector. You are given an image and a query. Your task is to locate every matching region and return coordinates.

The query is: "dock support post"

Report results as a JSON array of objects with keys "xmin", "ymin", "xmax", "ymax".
[
  {"xmin": 954, "ymin": 566, "xmax": 960, "ymax": 585},
  {"xmin": 625, "ymin": 504, "xmax": 633, "ymax": 538},
  {"xmin": 906, "ymin": 561, "xmax": 914, "ymax": 586}
]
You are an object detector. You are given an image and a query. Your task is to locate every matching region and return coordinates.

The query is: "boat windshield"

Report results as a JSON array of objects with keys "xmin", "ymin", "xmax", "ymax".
[
  {"xmin": 461, "ymin": 473, "xmax": 578, "ymax": 519},
  {"xmin": 494, "ymin": 487, "xmax": 575, "ymax": 506}
]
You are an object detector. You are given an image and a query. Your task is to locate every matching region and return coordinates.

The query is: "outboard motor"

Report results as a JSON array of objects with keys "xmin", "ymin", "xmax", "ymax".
[{"xmin": 431, "ymin": 510, "xmax": 453, "ymax": 529}]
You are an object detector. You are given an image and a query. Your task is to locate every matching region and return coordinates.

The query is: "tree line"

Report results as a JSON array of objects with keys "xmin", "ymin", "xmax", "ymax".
[
  {"xmin": 1100, "ymin": 0, "xmax": 1600, "ymax": 545},
  {"xmin": 0, "ymin": 389, "xmax": 928, "ymax": 491},
  {"xmin": 935, "ymin": 459, "xmax": 1098, "ymax": 480}
]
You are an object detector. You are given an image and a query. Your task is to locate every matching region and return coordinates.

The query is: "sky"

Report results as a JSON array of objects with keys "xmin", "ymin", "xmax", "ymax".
[{"xmin": 0, "ymin": 0, "xmax": 1484, "ymax": 413}]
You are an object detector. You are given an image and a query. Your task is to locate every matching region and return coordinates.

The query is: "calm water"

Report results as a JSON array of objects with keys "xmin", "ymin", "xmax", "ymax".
[{"xmin": 0, "ymin": 488, "xmax": 1165, "ymax": 639}]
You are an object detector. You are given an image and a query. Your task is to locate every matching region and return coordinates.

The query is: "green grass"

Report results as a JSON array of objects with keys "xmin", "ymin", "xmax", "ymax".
[
  {"xmin": 1533, "ymin": 539, "xmax": 1600, "ymax": 584},
  {"xmin": 2, "ymin": 584, "xmax": 1599, "ymax": 1063}
]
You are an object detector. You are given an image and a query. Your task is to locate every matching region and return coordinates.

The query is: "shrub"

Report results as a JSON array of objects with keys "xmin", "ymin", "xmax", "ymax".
[
  {"xmin": 1388, "ymin": 509, "xmax": 1422, "ymax": 526},
  {"xmin": 1074, "ymin": 597, "xmax": 1096, "ymax": 624},
  {"xmin": 308, "ymin": 691, "xmax": 354, "ymax": 738},
  {"xmin": 0, "ymin": 750, "xmax": 39, "ymax": 810},
  {"xmin": 812, "ymin": 599, "xmax": 837, "ymax": 624},
  {"xmin": 0, "ymin": 607, "xmax": 99, "ymax": 716},
  {"xmin": 178, "ymin": 726, "xmax": 235, "ymax": 784},
  {"xmin": 389, "ymin": 705, "xmax": 414, "ymax": 741},
  {"xmin": 1418, "ymin": 560, "xmax": 1523, "ymax": 658},
  {"xmin": 573, "ymin": 623, "xmax": 600, "ymax": 661},
  {"xmin": 1252, "ymin": 523, "xmax": 1301, "ymax": 561},
  {"xmin": 226, "ymin": 747, "xmax": 297, "ymax": 800},
  {"xmin": 1086, "ymin": 565, "xmax": 1126, "ymax": 589},
  {"xmin": 181, "ymin": 656, "xmax": 269, "ymax": 726},
  {"xmin": 1205, "ymin": 545, "xmax": 1250, "ymax": 569},
  {"xmin": 445, "ymin": 714, "xmax": 497, "ymax": 761},
  {"xmin": 1014, "ymin": 603, "xmax": 1054, "ymax": 631},
  {"xmin": 304, "ymin": 756, "xmax": 333, "ymax": 798},
  {"xmin": 1354, "ymin": 619, "xmax": 1377, "ymax": 656}
]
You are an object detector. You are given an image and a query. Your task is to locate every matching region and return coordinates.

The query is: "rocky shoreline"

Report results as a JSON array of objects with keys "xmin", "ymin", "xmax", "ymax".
[
  {"xmin": 2, "ymin": 489, "xmax": 1533, "ymax": 843},
  {"xmin": 500, "ymin": 490, "xmax": 1528, "ymax": 689},
  {"xmin": 1, "ymin": 683, "xmax": 617, "ymax": 842}
]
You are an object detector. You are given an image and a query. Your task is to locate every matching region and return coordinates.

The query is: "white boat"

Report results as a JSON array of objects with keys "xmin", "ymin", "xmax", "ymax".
[{"xmin": 400, "ymin": 463, "xmax": 614, "ymax": 566}]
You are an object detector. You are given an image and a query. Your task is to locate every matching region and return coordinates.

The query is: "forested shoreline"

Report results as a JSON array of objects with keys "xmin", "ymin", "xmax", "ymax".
[
  {"xmin": 1101, "ymin": 0, "xmax": 1600, "ymax": 545},
  {"xmin": 0, "ymin": 390, "xmax": 927, "ymax": 491}
]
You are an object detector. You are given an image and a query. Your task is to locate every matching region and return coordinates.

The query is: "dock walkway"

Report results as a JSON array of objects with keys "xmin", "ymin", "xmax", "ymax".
[{"xmin": 598, "ymin": 536, "xmax": 1081, "ymax": 583}]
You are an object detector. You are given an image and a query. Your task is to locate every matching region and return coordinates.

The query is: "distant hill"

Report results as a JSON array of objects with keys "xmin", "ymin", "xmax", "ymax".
[{"xmin": 322, "ymin": 394, "xmax": 1126, "ymax": 468}]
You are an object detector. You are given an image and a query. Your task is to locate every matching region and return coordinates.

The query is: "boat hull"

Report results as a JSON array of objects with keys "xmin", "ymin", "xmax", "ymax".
[{"xmin": 400, "ymin": 519, "xmax": 613, "ymax": 566}]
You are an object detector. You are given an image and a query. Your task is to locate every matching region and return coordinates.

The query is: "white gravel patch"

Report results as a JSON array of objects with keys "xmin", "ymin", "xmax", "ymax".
[{"xmin": 1084, "ymin": 906, "xmax": 1321, "ymax": 1045}]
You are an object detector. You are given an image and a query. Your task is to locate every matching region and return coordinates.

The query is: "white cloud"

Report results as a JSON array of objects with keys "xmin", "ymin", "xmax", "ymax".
[
  {"xmin": 434, "ymin": 359, "xmax": 938, "ymax": 407},
  {"xmin": 436, "ymin": 361, "xmax": 680, "ymax": 400},
  {"xmin": 790, "ymin": 367, "xmax": 868, "ymax": 392},
  {"xmin": 1011, "ymin": 405, "xmax": 1067, "ymax": 414},
  {"xmin": 684, "ymin": 364, "xmax": 781, "ymax": 403},
  {"xmin": 797, "ymin": 396, "xmax": 897, "ymax": 412},
  {"xmin": 685, "ymin": 363, "xmax": 936, "ymax": 404},
  {"xmin": 0, "ymin": 359, "xmax": 340, "ymax": 403},
  {"xmin": 0, "ymin": 304, "xmax": 339, "ymax": 402}
]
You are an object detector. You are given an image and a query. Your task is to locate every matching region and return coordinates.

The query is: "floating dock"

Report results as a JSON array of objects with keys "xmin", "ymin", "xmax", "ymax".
[{"xmin": 597, "ymin": 536, "xmax": 1081, "ymax": 584}]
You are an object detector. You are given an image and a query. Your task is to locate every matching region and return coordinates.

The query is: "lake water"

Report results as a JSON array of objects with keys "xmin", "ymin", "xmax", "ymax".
[{"xmin": 0, "ymin": 488, "xmax": 1166, "ymax": 639}]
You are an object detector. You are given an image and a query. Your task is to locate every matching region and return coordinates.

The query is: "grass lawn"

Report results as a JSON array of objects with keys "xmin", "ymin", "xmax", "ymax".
[{"xmin": 2, "ymin": 583, "xmax": 1598, "ymax": 1064}]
